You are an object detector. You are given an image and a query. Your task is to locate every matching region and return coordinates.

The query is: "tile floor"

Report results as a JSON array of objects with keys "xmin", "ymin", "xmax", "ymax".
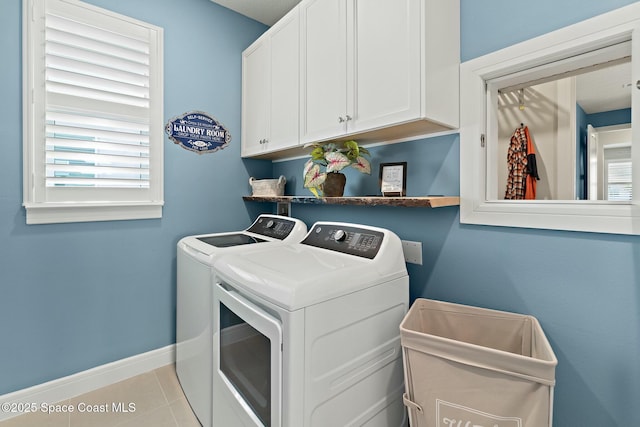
[{"xmin": 0, "ymin": 364, "xmax": 201, "ymax": 427}]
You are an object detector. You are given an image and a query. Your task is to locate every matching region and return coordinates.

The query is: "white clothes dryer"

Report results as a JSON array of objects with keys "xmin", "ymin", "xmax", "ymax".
[
  {"xmin": 176, "ymin": 214, "xmax": 307, "ymax": 427},
  {"xmin": 211, "ymin": 221, "xmax": 409, "ymax": 427}
]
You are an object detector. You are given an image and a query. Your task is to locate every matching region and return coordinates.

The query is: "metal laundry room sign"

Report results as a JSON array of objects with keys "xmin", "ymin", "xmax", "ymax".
[{"xmin": 165, "ymin": 110, "xmax": 231, "ymax": 154}]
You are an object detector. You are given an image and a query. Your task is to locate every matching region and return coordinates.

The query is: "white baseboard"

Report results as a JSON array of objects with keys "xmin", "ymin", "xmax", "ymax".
[{"xmin": 0, "ymin": 344, "xmax": 175, "ymax": 422}]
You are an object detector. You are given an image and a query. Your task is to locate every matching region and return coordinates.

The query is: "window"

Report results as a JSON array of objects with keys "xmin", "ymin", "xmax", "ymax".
[
  {"xmin": 606, "ymin": 158, "xmax": 632, "ymax": 201},
  {"xmin": 23, "ymin": 0, "xmax": 164, "ymax": 224},
  {"xmin": 460, "ymin": 3, "xmax": 640, "ymax": 235}
]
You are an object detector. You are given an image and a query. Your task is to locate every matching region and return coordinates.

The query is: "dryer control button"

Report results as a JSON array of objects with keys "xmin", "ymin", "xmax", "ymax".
[
  {"xmin": 334, "ymin": 229, "xmax": 347, "ymax": 242},
  {"xmin": 266, "ymin": 220, "xmax": 275, "ymax": 229}
]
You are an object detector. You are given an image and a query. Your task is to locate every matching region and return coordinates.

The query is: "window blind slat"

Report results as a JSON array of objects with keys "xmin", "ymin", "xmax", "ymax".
[
  {"xmin": 47, "ymin": 82, "xmax": 150, "ymax": 109},
  {"xmin": 46, "ymin": 124, "xmax": 148, "ymax": 146},
  {"xmin": 46, "ymin": 42, "xmax": 149, "ymax": 76},
  {"xmin": 47, "ymin": 111, "xmax": 149, "ymax": 134},
  {"xmin": 47, "ymin": 68, "xmax": 149, "ymax": 99},
  {"xmin": 46, "ymin": 164, "xmax": 149, "ymax": 177},
  {"xmin": 47, "ymin": 151, "xmax": 149, "ymax": 169},
  {"xmin": 46, "ymin": 13, "xmax": 149, "ymax": 55},
  {"xmin": 46, "ymin": 138, "xmax": 150, "ymax": 157},
  {"xmin": 47, "ymin": 93, "xmax": 150, "ymax": 120},
  {"xmin": 46, "ymin": 178, "xmax": 150, "ymax": 188},
  {"xmin": 47, "ymin": 55, "xmax": 149, "ymax": 87}
]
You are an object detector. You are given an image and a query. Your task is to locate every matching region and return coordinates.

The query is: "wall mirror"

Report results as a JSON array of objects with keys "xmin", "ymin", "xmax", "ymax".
[
  {"xmin": 494, "ymin": 56, "xmax": 631, "ymax": 201},
  {"xmin": 460, "ymin": 3, "xmax": 640, "ymax": 234}
]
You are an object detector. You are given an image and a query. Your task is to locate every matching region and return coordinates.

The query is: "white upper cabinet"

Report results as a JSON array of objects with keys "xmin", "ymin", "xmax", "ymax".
[
  {"xmin": 349, "ymin": 0, "xmax": 421, "ymax": 134},
  {"xmin": 242, "ymin": 39, "xmax": 269, "ymax": 157},
  {"xmin": 242, "ymin": 0, "xmax": 459, "ymax": 158},
  {"xmin": 242, "ymin": 8, "xmax": 300, "ymax": 157},
  {"xmin": 300, "ymin": 0, "xmax": 459, "ymax": 146},
  {"xmin": 299, "ymin": 0, "xmax": 348, "ymax": 143}
]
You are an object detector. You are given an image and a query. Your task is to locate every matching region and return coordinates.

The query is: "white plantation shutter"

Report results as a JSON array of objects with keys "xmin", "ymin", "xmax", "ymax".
[
  {"xmin": 45, "ymin": 111, "xmax": 150, "ymax": 188},
  {"xmin": 607, "ymin": 161, "xmax": 632, "ymax": 201},
  {"xmin": 24, "ymin": 0, "xmax": 164, "ymax": 224},
  {"xmin": 605, "ymin": 146, "xmax": 632, "ymax": 201}
]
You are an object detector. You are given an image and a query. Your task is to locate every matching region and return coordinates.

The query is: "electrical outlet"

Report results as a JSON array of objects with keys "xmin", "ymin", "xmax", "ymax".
[
  {"xmin": 277, "ymin": 202, "xmax": 291, "ymax": 217},
  {"xmin": 401, "ymin": 240, "xmax": 422, "ymax": 265}
]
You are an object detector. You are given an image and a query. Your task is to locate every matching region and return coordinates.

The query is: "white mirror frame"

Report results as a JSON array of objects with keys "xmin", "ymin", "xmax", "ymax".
[{"xmin": 460, "ymin": 3, "xmax": 640, "ymax": 235}]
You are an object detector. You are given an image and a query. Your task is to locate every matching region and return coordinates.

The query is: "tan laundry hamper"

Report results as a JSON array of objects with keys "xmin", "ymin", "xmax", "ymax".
[{"xmin": 400, "ymin": 299, "xmax": 557, "ymax": 427}]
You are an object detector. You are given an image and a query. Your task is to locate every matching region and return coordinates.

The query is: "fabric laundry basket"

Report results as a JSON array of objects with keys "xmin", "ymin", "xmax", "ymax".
[
  {"xmin": 249, "ymin": 175, "xmax": 286, "ymax": 196},
  {"xmin": 400, "ymin": 299, "xmax": 557, "ymax": 427}
]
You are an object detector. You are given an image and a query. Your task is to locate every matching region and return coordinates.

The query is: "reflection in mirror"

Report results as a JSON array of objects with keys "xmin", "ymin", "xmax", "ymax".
[{"xmin": 496, "ymin": 59, "xmax": 631, "ymax": 200}]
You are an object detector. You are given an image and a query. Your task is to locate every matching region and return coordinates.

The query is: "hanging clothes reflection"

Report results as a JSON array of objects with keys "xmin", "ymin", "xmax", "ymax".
[{"xmin": 505, "ymin": 124, "xmax": 540, "ymax": 200}]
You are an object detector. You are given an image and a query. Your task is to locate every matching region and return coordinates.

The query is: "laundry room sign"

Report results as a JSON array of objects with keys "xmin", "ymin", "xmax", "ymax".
[{"xmin": 165, "ymin": 111, "xmax": 231, "ymax": 154}]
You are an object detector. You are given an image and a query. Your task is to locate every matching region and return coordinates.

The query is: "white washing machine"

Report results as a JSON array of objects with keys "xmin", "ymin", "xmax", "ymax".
[
  {"xmin": 211, "ymin": 221, "xmax": 410, "ymax": 427},
  {"xmin": 176, "ymin": 214, "xmax": 307, "ymax": 427}
]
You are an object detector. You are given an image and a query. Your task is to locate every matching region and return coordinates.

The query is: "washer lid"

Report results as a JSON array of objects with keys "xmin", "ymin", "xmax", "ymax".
[
  {"xmin": 177, "ymin": 215, "xmax": 307, "ymax": 259},
  {"xmin": 213, "ymin": 222, "xmax": 408, "ymax": 311},
  {"xmin": 197, "ymin": 234, "xmax": 266, "ymax": 247}
]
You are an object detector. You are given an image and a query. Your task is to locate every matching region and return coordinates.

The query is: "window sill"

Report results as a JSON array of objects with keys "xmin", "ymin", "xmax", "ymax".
[{"xmin": 24, "ymin": 202, "xmax": 163, "ymax": 225}]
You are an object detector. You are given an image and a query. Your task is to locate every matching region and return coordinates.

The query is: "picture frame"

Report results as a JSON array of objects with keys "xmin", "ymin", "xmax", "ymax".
[{"xmin": 379, "ymin": 162, "xmax": 407, "ymax": 197}]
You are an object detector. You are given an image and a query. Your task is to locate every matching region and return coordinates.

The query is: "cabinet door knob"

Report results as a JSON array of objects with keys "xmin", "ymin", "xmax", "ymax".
[
  {"xmin": 338, "ymin": 116, "xmax": 345, "ymax": 123},
  {"xmin": 345, "ymin": 115, "xmax": 352, "ymax": 121}
]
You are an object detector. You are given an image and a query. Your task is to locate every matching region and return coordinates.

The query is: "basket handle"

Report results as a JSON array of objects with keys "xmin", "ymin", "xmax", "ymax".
[
  {"xmin": 277, "ymin": 175, "xmax": 286, "ymax": 185},
  {"xmin": 403, "ymin": 393, "xmax": 423, "ymax": 413},
  {"xmin": 249, "ymin": 177, "xmax": 255, "ymax": 185}
]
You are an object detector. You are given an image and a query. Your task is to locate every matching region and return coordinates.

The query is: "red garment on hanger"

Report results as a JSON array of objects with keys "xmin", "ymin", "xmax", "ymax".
[
  {"xmin": 524, "ymin": 126, "xmax": 537, "ymax": 200},
  {"xmin": 505, "ymin": 125, "xmax": 539, "ymax": 200}
]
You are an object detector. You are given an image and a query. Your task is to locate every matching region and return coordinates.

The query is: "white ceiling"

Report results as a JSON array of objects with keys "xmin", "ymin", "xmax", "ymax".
[
  {"xmin": 576, "ymin": 61, "xmax": 631, "ymax": 114},
  {"xmin": 210, "ymin": 0, "xmax": 301, "ymax": 26}
]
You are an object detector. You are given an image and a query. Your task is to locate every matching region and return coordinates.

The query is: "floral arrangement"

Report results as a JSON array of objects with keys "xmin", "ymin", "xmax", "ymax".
[{"xmin": 303, "ymin": 140, "xmax": 371, "ymax": 197}]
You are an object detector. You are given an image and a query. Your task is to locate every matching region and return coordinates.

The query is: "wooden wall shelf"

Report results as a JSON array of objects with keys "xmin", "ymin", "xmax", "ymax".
[{"xmin": 243, "ymin": 195, "xmax": 460, "ymax": 208}]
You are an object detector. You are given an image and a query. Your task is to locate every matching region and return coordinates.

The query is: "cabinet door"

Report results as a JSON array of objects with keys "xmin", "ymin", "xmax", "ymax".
[
  {"xmin": 269, "ymin": 10, "xmax": 300, "ymax": 152},
  {"xmin": 300, "ymin": 0, "xmax": 348, "ymax": 144},
  {"xmin": 241, "ymin": 40, "xmax": 270, "ymax": 157},
  {"xmin": 349, "ymin": 0, "xmax": 421, "ymax": 133}
]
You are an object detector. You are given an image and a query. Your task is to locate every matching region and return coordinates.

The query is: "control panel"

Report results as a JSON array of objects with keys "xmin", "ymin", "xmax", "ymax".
[
  {"xmin": 247, "ymin": 215, "xmax": 296, "ymax": 240},
  {"xmin": 301, "ymin": 224, "xmax": 384, "ymax": 259}
]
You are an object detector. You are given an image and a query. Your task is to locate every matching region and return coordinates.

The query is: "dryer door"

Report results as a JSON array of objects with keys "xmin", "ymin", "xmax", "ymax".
[{"xmin": 213, "ymin": 283, "xmax": 283, "ymax": 427}]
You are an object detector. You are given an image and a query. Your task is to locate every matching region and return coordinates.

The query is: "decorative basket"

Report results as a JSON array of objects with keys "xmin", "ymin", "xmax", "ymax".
[{"xmin": 249, "ymin": 175, "xmax": 286, "ymax": 196}]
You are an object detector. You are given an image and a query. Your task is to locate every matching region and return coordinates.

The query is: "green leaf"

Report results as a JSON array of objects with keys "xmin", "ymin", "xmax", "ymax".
[
  {"xmin": 311, "ymin": 146, "xmax": 325, "ymax": 160},
  {"xmin": 308, "ymin": 186, "xmax": 321, "ymax": 198},
  {"xmin": 343, "ymin": 140, "xmax": 359, "ymax": 159}
]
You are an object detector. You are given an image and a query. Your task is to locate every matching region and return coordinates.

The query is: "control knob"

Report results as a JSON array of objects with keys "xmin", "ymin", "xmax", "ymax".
[
  {"xmin": 266, "ymin": 220, "xmax": 275, "ymax": 229},
  {"xmin": 334, "ymin": 229, "xmax": 347, "ymax": 242}
]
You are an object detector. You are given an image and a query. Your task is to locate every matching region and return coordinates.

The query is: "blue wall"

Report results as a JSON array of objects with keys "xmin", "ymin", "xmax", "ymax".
[
  {"xmin": 272, "ymin": 1, "xmax": 640, "ymax": 425},
  {"xmin": 587, "ymin": 108, "xmax": 632, "ymax": 128},
  {"xmin": 0, "ymin": 0, "xmax": 269, "ymax": 394}
]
